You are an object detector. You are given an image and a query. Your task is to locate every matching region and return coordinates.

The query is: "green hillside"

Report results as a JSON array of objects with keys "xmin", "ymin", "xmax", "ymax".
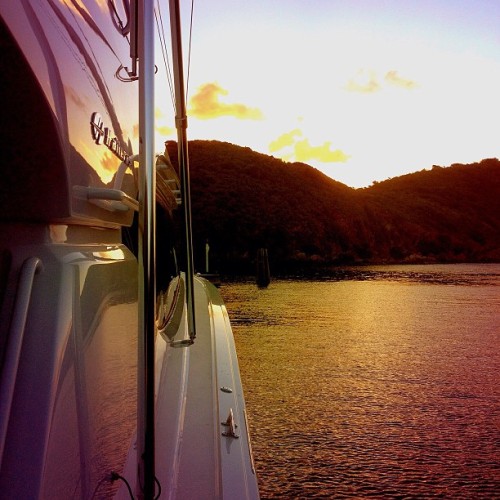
[{"xmin": 165, "ymin": 141, "xmax": 500, "ymax": 275}]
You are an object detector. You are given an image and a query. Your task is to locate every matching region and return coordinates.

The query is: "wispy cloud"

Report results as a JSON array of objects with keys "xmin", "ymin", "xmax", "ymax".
[
  {"xmin": 189, "ymin": 82, "xmax": 263, "ymax": 120},
  {"xmin": 384, "ymin": 70, "xmax": 418, "ymax": 89},
  {"xmin": 101, "ymin": 150, "xmax": 118, "ymax": 173},
  {"xmin": 65, "ymin": 85, "xmax": 86, "ymax": 110},
  {"xmin": 295, "ymin": 139, "xmax": 349, "ymax": 163},
  {"xmin": 154, "ymin": 108, "xmax": 175, "ymax": 137},
  {"xmin": 269, "ymin": 128, "xmax": 302, "ymax": 152},
  {"xmin": 346, "ymin": 68, "xmax": 418, "ymax": 92},
  {"xmin": 269, "ymin": 129, "xmax": 349, "ymax": 163},
  {"xmin": 345, "ymin": 69, "xmax": 380, "ymax": 93},
  {"xmin": 157, "ymin": 125, "xmax": 175, "ymax": 136}
]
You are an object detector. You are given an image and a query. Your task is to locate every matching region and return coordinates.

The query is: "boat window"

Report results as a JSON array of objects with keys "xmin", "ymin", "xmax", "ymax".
[{"xmin": 109, "ymin": 0, "xmax": 131, "ymax": 35}]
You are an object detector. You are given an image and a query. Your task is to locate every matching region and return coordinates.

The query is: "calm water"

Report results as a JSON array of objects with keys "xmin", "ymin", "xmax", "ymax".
[{"xmin": 220, "ymin": 264, "xmax": 500, "ymax": 499}]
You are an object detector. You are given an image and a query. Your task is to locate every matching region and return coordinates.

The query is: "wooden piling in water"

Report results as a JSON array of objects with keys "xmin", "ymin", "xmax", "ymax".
[{"xmin": 256, "ymin": 248, "xmax": 271, "ymax": 288}]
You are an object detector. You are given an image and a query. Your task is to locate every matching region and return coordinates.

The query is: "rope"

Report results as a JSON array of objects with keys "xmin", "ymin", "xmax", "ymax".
[
  {"xmin": 155, "ymin": 1, "xmax": 176, "ymax": 110},
  {"xmin": 186, "ymin": 0, "xmax": 195, "ymax": 101}
]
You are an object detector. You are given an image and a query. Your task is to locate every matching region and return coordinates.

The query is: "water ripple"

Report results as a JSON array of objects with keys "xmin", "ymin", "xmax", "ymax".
[{"xmin": 223, "ymin": 264, "xmax": 500, "ymax": 499}]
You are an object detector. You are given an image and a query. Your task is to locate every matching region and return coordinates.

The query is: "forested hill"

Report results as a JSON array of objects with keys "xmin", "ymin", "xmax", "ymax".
[{"xmin": 166, "ymin": 140, "xmax": 500, "ymax": 275}]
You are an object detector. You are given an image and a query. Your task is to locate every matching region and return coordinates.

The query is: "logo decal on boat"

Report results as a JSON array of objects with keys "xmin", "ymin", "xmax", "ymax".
[{"xmin": 90, "ymin": 112, "xmax": 130, "ymax": 164}]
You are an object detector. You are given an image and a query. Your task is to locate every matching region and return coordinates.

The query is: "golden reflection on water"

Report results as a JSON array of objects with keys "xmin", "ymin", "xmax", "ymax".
[{"xmin": 222, "ymin": 265, "xmax": 500, "ymax": 499}]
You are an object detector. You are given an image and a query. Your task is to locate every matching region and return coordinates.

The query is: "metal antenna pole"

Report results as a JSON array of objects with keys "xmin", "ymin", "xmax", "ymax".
[
  {"xmin": 137, "ymin": 0, "xmax": 156, "ymax": 497},
  {"xmin": 169, "ymin": 0, "xmax": 196, "ymax": 340}
]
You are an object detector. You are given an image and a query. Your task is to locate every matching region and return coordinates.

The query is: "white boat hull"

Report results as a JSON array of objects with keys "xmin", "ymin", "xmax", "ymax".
[{"xmin": 0, "ymin": 2, "xmax": 259, "ymax": 497}]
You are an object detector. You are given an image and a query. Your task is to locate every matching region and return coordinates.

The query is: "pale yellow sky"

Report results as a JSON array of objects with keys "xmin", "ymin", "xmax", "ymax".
[{"xmin": 154, "ymin": 1, "xmax": 500, "ymax": 188}]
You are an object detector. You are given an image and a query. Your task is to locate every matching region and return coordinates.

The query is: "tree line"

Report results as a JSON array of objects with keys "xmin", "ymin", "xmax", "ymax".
[{"xmin": 165, "ymin": 140, "xmax": 500, "ymax": 276}]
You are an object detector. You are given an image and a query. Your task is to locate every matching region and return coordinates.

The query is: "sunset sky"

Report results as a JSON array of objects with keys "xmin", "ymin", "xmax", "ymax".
[{"xmin": 156, "ymin": 0, "xmax": 500, "ymax": 188}]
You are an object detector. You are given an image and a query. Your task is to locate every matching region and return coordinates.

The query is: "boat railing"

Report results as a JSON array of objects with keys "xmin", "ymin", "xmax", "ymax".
[
  {"xmin": 73, "ymin": 185, "xmax": 140, "ymax": 213},
  {"xmin": 157, "ymin": 275, "xmax": 185, "ymax": 341},
  {"xmin": 0, "ymin": 257, "xmax": 43, "ymax": 467},
  {"xmin": 156, "ymin": 153, "xmax": 182, "ymax": 210}
]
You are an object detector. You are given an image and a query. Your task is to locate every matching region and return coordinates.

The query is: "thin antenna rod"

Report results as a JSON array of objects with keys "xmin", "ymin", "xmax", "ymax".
[
  {"xmin": 169, "ymin": 0, "xmax": 196, "ymax": 340},
  {"xmin": 137, "ymin": 0, "xmax": 156, "ymax": 497}
]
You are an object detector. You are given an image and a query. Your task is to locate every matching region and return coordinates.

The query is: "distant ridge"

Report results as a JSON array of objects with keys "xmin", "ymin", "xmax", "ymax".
[{"xmin": 166, "ymin": 140, "xmax": 500, "ymax": 275}]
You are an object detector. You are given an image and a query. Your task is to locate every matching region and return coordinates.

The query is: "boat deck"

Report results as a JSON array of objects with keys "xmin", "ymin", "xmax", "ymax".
[{"xmin": 118, "ymin": 276, "xmax": 259, "ymax": 499}]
